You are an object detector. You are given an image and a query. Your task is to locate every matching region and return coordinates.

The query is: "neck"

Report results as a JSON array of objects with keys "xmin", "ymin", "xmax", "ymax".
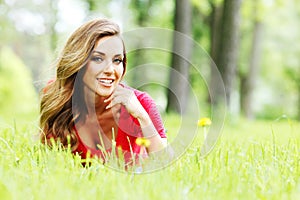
[{"xmin": 86, "ymin": 95, "xmax": 108, "ymax": 116}]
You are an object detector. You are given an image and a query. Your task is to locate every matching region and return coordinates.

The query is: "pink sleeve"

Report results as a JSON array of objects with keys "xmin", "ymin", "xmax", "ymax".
[{"xmin": 134, "ymin": 90, "xmax": 167, "ymax": 138}]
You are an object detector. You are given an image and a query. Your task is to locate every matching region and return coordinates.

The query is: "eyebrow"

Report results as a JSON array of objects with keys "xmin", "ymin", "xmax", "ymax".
[{"xmin": 92, "ymin": 50, "xmax": 123, "ymax": 57}]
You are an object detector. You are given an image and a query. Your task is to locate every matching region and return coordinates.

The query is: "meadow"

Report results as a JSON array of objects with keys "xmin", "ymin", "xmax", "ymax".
[{"xmin": 0, "ymin": 115, "xmax": 300, "ymax": 200}]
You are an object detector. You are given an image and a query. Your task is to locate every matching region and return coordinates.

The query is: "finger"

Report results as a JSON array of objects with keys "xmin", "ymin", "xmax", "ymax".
[
  {"xmin": 106, "ymin": 96, "xmax": 123, "ymax": 109},
  {"xmin": 104, "ymin": 94, "xmax": 114, "ymax": 103},
  {"xmin": 103, "ymin": 86, "xmax": 124, "ymax": 103}
]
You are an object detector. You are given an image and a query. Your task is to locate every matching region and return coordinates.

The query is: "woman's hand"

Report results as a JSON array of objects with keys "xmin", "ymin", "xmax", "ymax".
[
  {"xmin": 104, "ymin": 85, "xmax": 147, "ymax": 120},
  {"xmin": 105, "ymin": 84, "xmax": 168, "ymax": 152}
]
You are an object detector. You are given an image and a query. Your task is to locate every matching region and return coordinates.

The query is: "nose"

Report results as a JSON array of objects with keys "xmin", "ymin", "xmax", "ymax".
[{"xmin": 103, "ymin": 61, "xmax": 114, "ymax": 74}]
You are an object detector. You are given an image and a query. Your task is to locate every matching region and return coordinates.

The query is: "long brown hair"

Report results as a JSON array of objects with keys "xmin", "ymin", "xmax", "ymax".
[{"xmin": 40, "ymin": 18, "xmax": 127, "ymax": 149}]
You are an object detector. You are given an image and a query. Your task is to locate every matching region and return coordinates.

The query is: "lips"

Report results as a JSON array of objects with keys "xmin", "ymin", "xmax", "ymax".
[{"xmin": 96, "ymin": 78, "xmax": 115, "ymax": 86}]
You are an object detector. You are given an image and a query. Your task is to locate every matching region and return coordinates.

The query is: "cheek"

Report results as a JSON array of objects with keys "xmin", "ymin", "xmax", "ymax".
[
  {"xmin": 82, "ymin": 66, "xmax": 96, "ymax": 83},
  {"xmin": 84, "ymin": 64, "xmax": 100, "ymax": 77},
  {"xmin": 117, "ymin": 64, "xmax": 125, "ymax": 76}
]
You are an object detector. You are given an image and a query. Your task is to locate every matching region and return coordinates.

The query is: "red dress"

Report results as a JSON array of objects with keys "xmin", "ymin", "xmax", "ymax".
[{"xmin": 73, "ymin": 86, "xmax": 166, "ymax": 162}]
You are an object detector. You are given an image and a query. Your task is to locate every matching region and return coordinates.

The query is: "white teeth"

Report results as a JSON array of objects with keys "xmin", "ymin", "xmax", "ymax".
[{"xmin": 98, "ymin": 79, "xmax": 113, "ymax": 84}]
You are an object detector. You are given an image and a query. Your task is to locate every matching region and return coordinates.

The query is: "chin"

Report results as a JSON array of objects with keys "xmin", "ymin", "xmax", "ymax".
[{"xmin": 96, "ymin": 89, "xmax": 113, "ymax": 97}]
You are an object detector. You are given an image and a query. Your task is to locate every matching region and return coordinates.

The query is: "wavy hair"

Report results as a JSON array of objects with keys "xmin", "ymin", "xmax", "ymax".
[{"xmin": 40, "ymin": 18, "xmax": 127, "ymax": 149}]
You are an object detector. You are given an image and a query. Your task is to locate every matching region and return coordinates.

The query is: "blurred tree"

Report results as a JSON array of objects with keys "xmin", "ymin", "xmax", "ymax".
[
  {"xmin": 128, "ymin": 0, "xmax": 154, "ymax": 89},
  {"xmin": 295, "ymin": 1, "xmax": 300, "ymax": 120},
  {"xmin": 211, "ymin": 0, "xmax": 242, "ymax": 113},
  {"xmin": 240, "ymin": 0, "xmax": 264, "ymax": 119},
  {"xmin": 252, "ymin": 0, "xmax": 300, "ymax": 120},
  {"xmin": 86, "ymin": 0, "xmax": 97, "ymax": 11},
  {"xmin": 0, "ymin": 0, "xmax": 60, "ymax": 91},
  {"xmin": 286, "ymin": 68, "xmax": 300, "ymax": 120},
  {"xmin": 166, "ymin": 0, "xmax": 192, "ymax": 114},
  {"xmin": 209, "ymin": 1, "xmax": 223, "ymax": 65},
  {"xmin": 208, "ymin": 0, "xmax": 224, "ymax": 106},
  {"xmin": 0, "ymin": 47, "xmax": 38, "ymax": 122},
  {"xmin": 85, "ymin": 0, "xmax": 111, "ymax": 14},
  {"xmin": 131, "ymin": 0, "xmax": 154, "ymax": 26},
  {"xmin": 284, "ymin": 0, "xmax": 300, "ymax": 120}
]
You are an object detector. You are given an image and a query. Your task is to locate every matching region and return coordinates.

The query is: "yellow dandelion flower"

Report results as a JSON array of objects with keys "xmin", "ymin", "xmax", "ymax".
[
  {"xmin": 135, "ymin": 137, "xmax": 151, "ymax": 148},
  {"xmin": 198, "ymin": 117, "xmax": 212, "ymax": 127}
]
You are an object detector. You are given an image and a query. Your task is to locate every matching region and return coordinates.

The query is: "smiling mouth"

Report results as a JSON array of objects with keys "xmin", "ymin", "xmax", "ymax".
[{"xmin": 96, "ymin": 78, "xmax": 115, "ymax": 86}]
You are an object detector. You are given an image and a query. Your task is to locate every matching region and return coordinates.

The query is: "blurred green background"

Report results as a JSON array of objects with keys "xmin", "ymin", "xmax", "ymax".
[{"xmin": 0, "ymin": 0, "xmax": 299, "ymax": 124}]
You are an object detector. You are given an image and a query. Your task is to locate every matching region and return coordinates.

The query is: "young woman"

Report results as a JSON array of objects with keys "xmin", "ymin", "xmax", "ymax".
[{"xmin": 40, "ymin": 18, "xmax": 167, "ymax": 163}]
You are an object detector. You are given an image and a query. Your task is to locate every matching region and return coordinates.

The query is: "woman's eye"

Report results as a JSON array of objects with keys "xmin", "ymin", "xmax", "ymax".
[
  {"xmin": 91, "ymin": 56, "xmax": 103, "ymax": 62},
  {"xmin": 113, "ymin": 58, "xmax": 123, "ymax": 64}
]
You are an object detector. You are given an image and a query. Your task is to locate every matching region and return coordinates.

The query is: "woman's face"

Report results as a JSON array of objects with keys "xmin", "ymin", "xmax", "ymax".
[{"xmin": 83, "ymin": 35, "xmax": 124, "ymax": 97}]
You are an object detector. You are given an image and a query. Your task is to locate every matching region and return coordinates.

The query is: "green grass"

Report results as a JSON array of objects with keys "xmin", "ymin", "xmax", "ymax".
[{"xmin": 1, "ymin": 115, "xmax": 300, "ymax": 199}]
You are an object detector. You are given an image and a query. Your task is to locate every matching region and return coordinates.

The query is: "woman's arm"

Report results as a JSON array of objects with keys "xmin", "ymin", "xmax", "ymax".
[{"xmin": 136, "ymin": 110, "xmax": 167, "ymax": 152}]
